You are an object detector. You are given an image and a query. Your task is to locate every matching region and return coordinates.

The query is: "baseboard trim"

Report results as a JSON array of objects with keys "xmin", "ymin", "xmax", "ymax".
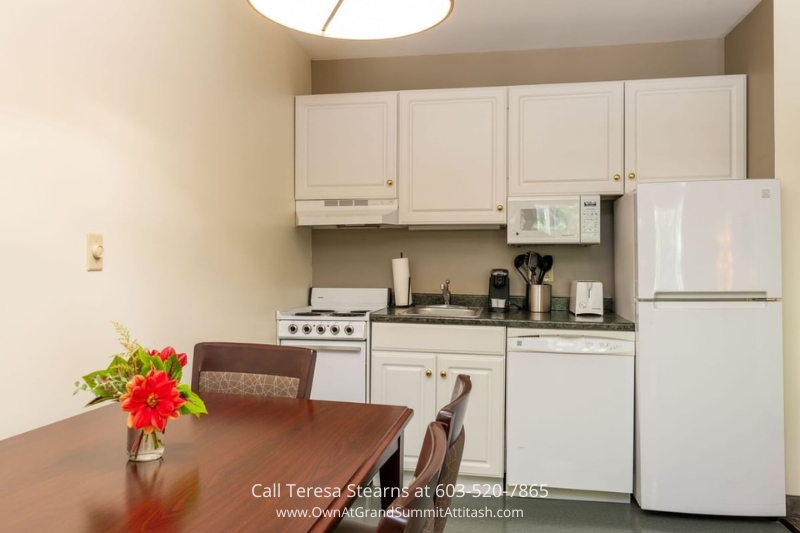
[{"xmin": 788, "ymin": 495, "xmax": 800, "ymax": 517}]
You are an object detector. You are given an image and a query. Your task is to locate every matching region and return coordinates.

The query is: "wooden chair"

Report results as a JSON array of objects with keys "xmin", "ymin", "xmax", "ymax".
[
  {"xmin": 336, "ymin": 422, "xmax": 448, "ymax": 533},
  {"xmin": 191, "ymin": 342, "xmax": 316, "ymax": 399},
  {"xmin": 418, "ymin": 374, "xmax": 472, "ymax": 533}
]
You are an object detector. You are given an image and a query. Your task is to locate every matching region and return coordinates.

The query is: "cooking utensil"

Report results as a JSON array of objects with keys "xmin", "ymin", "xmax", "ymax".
[
  {"xmin": 513, "ymin": 254, "xmax": 530, "ymax": 284},
  {"xmin": 530, "ymin": 252, "xmax": 543, "ymax": 285},
  {"xmin": 538, "ymin": 255, "xmax": 553, "ymax": 285}
]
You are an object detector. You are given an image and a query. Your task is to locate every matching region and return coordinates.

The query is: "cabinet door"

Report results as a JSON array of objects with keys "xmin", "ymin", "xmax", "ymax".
[
  {"xmin": 296, "ymin": 92, "xmax": 397, "ymax": 200},
  {"xmin": 398, "ymin": 88, "xmax": 507, "ymax": 225},
  {"xmin": 436, "ymin": 355, "xmax": 505, "ymax": 478},
  {"xmin": 624, "ymin": 75, "xmax": 746, "ymax": 192},
  {"xmin": 371, "ymin": 351, "xmax": 437, "ymax": 470},
  {"xmin": 509, "ymin": 82, "xmax": 624, "ymax": 196}
]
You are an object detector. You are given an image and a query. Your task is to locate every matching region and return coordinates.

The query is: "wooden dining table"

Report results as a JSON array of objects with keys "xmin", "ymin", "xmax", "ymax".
[{"xmin": 0, "ymin": 393, "xmax": 413, "ymax": 533}]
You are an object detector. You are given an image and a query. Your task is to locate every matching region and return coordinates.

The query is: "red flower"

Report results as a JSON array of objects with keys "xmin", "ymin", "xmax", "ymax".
[
  {"xmin": 120, "ymin": 369, "xmax": 185, "ymax": 434},
  {"xmin": 149, "ymin": 346, "xmax": 188, "ymax": 367}
]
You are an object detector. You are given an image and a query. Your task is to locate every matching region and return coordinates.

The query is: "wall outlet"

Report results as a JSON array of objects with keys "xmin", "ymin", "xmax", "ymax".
[{"xmin": 543, "ymin": 267, "xmax": 554, "ymax": 284}]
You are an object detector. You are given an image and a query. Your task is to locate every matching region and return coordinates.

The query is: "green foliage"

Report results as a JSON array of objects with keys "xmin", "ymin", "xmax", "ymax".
[{"xmin": 177, "ymin": 384, "xmax": 208, "ymax": 418}]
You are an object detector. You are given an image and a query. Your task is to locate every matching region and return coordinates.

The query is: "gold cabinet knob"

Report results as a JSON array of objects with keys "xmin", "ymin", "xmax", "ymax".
[
  {"xmin": 497, "ymin": 205, "xmax": 504, "ymax": 211},
  {"xmin": 628, "ymin": 173, "xmax": 636, "ymax": 180},
  {"xmin": 614, "ymin": 174, "xmax": 621, "ymax": 181},
  {"xmin": 425, "ymin": 369, "xmax": 432, "ymax": 377},
  {"xmin": 440, "ymin": 370, "xmax": 447, "ymax": 378},
  {"xmin": 387, "ymin": 179, "xmax": 393, "ymax": 186}
]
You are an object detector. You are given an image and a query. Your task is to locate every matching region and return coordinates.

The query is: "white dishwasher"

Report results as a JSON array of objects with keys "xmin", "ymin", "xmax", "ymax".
[{"xmin": 506, "ymin": 328, "xmax": 635, "ymax": 502}]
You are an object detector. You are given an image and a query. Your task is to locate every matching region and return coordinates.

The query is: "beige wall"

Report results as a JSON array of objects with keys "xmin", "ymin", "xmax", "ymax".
[
  {"xmin": 312, "ymin": 39, "xmax": 724, "ymax": 94},
  {"xmin": 0, "ymin": 1, "xmax": 311, "ymax": 439},
  {"xmin": 312, "ymin": 204, "xmax": 615, "ymax": 298},
  {"xmin": 311, "ymin": 40, "xmax": 725, "ymax": 299},
  {"xmin": 725, "ymin": 0, "xmax": 775, "ymax": 178},
  {"xmin": 775, "ymin": 0, "xmax": 800, "ymax": 497}
]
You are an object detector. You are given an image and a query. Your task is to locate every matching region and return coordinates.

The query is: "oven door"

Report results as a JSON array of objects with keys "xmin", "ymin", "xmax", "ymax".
[{"xmin": 279, "ymin": 339, "xmax": 367, "ymax": 403}]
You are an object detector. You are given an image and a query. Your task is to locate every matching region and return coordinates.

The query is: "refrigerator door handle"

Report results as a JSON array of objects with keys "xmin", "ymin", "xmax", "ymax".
[
  {"xmin": 652, "ymin": 300, "xmax": 771, "ymax": 310},
  {"xmin": 649, "ymin": 291, "xmax": 768, "ymax": 301}
]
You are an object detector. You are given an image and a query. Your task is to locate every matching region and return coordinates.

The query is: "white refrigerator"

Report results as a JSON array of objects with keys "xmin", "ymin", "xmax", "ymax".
[{"xmin": 614, "ymin": 179, "xmax": 785, "ymax": 517}]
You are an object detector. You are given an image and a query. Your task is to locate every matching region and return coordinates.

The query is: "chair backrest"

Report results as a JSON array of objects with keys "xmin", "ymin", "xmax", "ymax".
[
  {"xmin": 377, "ymin": 422, "xmax": 448, "ymax": 533},
  {"xmin": 420, "ymin": 374, "xmax": 472, "ymax": 533},
  {"xmin": 436, "ymin": 374, "xmax": 472, "ymax": 446},
  {"xmin": 191, "ymin": 342, "xmax": 316, "ymax": 399}
]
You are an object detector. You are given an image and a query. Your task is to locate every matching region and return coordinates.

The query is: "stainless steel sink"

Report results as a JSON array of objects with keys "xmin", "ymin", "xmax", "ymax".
[{"xmin": 401, "ymin": 306, "xmax": 482, "ymax": 318}]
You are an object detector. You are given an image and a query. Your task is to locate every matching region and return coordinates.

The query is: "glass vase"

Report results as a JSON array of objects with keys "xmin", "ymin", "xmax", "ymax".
[{"xmin": 127, "ymin": 427, "xmax": 165, "ymax": 462}]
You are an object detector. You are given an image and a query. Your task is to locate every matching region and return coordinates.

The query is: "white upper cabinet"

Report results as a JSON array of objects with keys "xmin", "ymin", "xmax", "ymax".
[
  {"xmin": 296, "ymin": 92, "xmax": 397, "ymax": 200},
  {"xmin": 624, "ymin": 75, "xmax": 747, "ymax": 192},
  {"xmin": 509, "ymin": 82, "xmax": 624, "ymax": 196},
  {"xmin": 398, "ymin": 88, "xmax": 507, "ymax": 225}
]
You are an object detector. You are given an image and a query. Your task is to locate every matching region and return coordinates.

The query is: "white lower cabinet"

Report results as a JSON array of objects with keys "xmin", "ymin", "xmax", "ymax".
[{"xmin": 371, "ymin": 323, "xmax": 505, "ymax": 478}]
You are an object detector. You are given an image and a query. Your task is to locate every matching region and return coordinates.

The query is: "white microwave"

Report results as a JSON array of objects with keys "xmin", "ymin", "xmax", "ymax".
[{"xmin": 507, "ymin": 196, "xmax": 601, "ymax": 245}]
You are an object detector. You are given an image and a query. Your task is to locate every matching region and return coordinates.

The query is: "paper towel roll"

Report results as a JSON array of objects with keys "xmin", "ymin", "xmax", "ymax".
[{"xmin": 392, "ymin": 258, "xmax": 412, "ymax": 307}]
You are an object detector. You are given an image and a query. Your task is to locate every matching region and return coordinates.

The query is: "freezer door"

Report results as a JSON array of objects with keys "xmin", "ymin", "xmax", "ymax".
[
  {"xmin": 636, "ymin": 180, "xmax": 782, "ymax": 299},
  {"xmin": 635, "ymin": 301, "xmax": 785, "ymax": 516}
]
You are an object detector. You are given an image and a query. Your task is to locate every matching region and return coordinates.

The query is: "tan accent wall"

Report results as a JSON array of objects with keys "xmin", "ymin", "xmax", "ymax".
[
  {"xmin": 312, "ymin": 204, "xmax": 615, "ymax": 298},
  {"xmin": 311, "ymin": 40, "xmax": 724, "ymax": 299},
  {"xmin": 312, "ymin": 39, "xmax": 724, "ymax": 94},
  {"xmin": 775, "ymin": 0, "xmax": 800, "ymax": 497},
  {"xmin": 0, "ymin": 1, "xmax": 311, "ymax": 439},
  {"xmin": 725, "ymin": 0, "xmax": 775, "ymax": 178}
]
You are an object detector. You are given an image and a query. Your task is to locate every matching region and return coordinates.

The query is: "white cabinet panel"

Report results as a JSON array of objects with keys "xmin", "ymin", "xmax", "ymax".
[
  {"xmin": 437, "ymin": 355, "xmax": 505, "ymax": 478},
  {"xmin": 296, "ymin": 92, "xmax": 397, "ymax": 200},
  {"xmin": 371, "ymin": 324, "xmax": 505, "ymax": 479},
  {"xmin": 509, "ymin": 82, "xmax": 624, "ymax": 196},
  {"xmin": 399, "ymin": 88, "xmax": 507, "ymax": 224},
  {"xmin": 624, "ymin": 76, "xmax": 746, "ymax": 192},
  {"xmin": 371, "ymin": 350, "xmax": 437, "ymax": 471},
  {"xmin": 372, "ymin": 323, "xmax": 505, "ymax": 354}
]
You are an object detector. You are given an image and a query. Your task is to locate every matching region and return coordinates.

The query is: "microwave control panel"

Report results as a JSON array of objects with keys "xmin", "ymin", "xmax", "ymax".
[{"xmin": 580, "ymin": 196, "xmax": 601, "ymax": 244}]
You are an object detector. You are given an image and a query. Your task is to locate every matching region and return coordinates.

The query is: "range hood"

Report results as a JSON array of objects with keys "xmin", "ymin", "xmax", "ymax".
[{"xmin": 296, "ymin": 199, "xmax": 399, "ymax": 227}]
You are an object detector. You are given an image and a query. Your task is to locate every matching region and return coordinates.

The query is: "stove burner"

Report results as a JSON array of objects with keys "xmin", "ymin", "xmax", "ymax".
[
  {"xmin": 330, "ymin": 312, "xmax": 367, "ymax": 318},
  {"xmin": 294, "ymin": 312, "xmax": 326, "ymax": 317}
]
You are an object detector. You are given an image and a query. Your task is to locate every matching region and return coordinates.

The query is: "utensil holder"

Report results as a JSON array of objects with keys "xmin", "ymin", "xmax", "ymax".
[{"xmin": 527, "ymin": 284, "xmax": 552, "ymax": 313}]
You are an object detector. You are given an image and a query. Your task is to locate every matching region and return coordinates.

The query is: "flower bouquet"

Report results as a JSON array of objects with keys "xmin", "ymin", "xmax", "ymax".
[{"xmin": 75, "ymin": 323, "xmax": 207, "ymax": 461}]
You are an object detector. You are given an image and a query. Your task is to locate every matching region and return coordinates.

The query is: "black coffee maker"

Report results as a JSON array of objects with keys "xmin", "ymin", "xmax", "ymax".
[{"xmin": 489, "ymin": 269, "xmax": 510, "ymax": 311}]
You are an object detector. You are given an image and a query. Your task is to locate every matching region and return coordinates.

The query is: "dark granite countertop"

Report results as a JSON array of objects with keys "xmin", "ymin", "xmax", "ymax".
[{"xmin": 370, "ymin": 307, "xmax": 635, "ymax": 332}]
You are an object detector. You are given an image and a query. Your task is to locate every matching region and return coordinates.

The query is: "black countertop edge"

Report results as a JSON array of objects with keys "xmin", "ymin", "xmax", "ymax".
[{"xmin": 370, "ymin": 307, "xmax": 635, "ymax": 332}]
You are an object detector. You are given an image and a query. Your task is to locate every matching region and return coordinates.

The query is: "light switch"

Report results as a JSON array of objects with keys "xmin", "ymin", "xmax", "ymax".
[{"xmin": 87, "ymin": 233, "xmax": 104, "ymax": 271}]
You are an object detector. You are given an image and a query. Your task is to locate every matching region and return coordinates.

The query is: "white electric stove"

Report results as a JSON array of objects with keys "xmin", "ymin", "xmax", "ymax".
[{"xmin": 276, "ymin": 288, "xmax": 390, "ymax": 403}]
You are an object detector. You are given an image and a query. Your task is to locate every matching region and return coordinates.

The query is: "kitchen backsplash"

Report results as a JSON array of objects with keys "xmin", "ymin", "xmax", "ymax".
[
  {"xmin": 311, "ymin": 202, "xmax": 615, "ymax": 298},
  {"xmin": 411, "ymin": 293, "xmax": 615, "ymax": 313}
]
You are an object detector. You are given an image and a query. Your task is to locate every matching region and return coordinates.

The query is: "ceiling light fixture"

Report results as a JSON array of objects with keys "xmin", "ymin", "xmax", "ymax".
[{"xmin": 248, "ymin": 0, "xmax": 454, "ymax": 40}]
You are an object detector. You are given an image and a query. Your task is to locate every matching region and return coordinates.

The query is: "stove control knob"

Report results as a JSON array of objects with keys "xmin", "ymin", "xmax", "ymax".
[
  {"xmin": 316, "ymin": 325, "xmax": 326, "ymax": 334},
  {"xmin": 330, "ymin": 325, "xmax": 340, "ymax": 335},
  {"xmin": 288, "ymin": 324, "xmax": 298, "ymax": 334},
  {"xmin": 344, "ymin": 325, "xmax": 354, "ymax": 336},
  {"xmin": 302, "ymin": 324, "xmax": 312, "ymax": 335}
]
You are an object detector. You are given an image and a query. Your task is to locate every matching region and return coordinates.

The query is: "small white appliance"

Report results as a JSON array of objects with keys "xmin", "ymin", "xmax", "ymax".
[
  {"xmin": 507, "ymin": 196, "xmax": 600, "ymax": 245},
  {"xmin": 295, "ymin": 199, "xmax": 398, "ymax": 227},
  {"xmin": 569, "ymin": 281, "xmax": 604, "ymax": 316},
  {"xmin": 506, "ymin": 328, "xmax": 635, "ymax": 502},
  {"xmin": 614, "ymin": 179, "xmax": 785, "ymax": 516},
  {"xmin": 277, "ymin": 288, "xmax": 390, "ymax": 403}
]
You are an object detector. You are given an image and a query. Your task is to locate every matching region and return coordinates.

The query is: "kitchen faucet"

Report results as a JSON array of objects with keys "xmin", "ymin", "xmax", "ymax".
[{"xmin": 440, "ymin": 279, "xmax": 451, "ymax": 306}]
